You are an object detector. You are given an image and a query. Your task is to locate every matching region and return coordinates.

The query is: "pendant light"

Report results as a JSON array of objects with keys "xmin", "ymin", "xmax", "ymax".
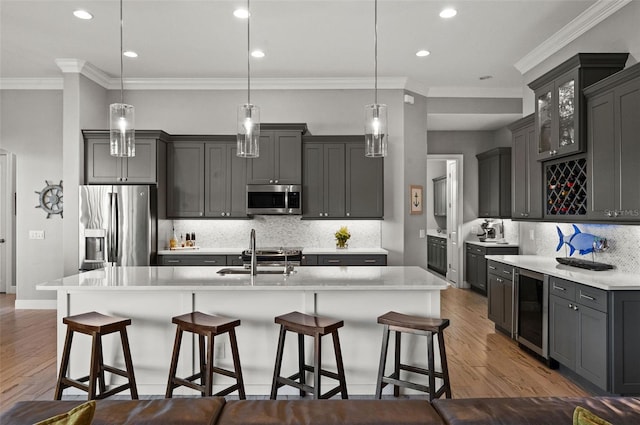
[
  {"xmin": 237, "ymin": 0, "xmax": 260, "ymax": 158},
  {"xmin": 110, "ymin": 0, "xmax": 135, "ymax": 157},
  {"xmin": 364, "ymin": 0, "xmax": 387, "ymax": 158}
]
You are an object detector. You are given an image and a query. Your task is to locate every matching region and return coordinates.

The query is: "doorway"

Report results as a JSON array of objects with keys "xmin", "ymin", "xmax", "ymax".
[
  {"xmin": 0, "ymin": 150, "xmax": 16, "ymax": 294},
  {"xmin": 427, "ymin": 154, "xmax": 463, "ymax": 287}
]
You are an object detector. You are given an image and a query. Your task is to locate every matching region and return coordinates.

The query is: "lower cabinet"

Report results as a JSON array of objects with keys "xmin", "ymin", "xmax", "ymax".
[
  {"xmin": 158, "ymin": 255, "xmax": 227, "ymax": 266},
  {"xmin": 159, "ymin": 254, "xmax": 387, "ymax": 267},
  {"xmin": 302, "ymin": 254, "xmax": 387, "ymax": 266},
  {"xmin": 466, "ymin": 243, "xmax": 519, "ymax": 294},
  {"xmin": 487, "ymin": 260, "xmax": 514, "ymax": 335},
  {"xmin": 427, "ymin": 236, "xmax": 447, "ymax": 276},
  {"xmin": 549, "ymin": 277, "xmax": 608, "ymax": 390}
]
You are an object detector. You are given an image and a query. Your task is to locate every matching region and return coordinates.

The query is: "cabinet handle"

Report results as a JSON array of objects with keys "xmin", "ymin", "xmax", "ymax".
[
  {"xmin": 319, "ymin": 213, "xmax": 324, "ymax": 217},
  {"xmin": 274, "ymin": 179, "xmax": 279, "ymax": 184},
  {"xmin": 199, "ymin": 212, "xmax": 203, "ymax": 217},
  {"xmin": 325, "ymin": 213, "xmax": 329, "ymax": 217},
  {"xmin": 167, "ymin": 260, "xmax": 180, "ymax": 264},
  {"xmin": 203, "ymin": 260, "xmax": 218, "ymax": 264},
  {"xmin": 328, "ymin": 260, "xmax": 341, "ymax": 264},
  {"xmin": 476, "ymin": 248, "xmax": 482, "ymax": 253},
  {"xmin": 522, "ymin": 213, "xmax": 529, "ymax": 217},
  {"xmin": 489, "ymin": 266, "xmax": 496, "ymax": 270},
  {"xmin": 550, "ymin": 150, "xmax": 557, "ymax": 155},
  {"xmin": 502, "ymin": 270, "xmax": 511, "ymax": 274},
  {"xmin": 553, "ymin": 284, "xmax": 566, "ymax": 291},
  {"xmin": 497, "ymin": 278, "xmax": 503, "ymax": 283},
  {"xmin": 580, "ymin": 293, "xmax": 596, "ymax": 301},
  {"xmin": 221, "ymin": 212, "xmax": 225, "ymax": 216},
  {"xmin": 364, "ymin": 259, "xmax": 377, "ymax": 263},
  {"xmin": 568, "ymin": 303, "xmax": 573, "ymax": 308},
  {"xmin": 346, "ymin": 212, "xmax": 350, "ymax": 217},
  {"xmin": 573, "ymin": 306, "xmax": 579, "ymax": 311},
  {"xmin": 607, "ymin": 211, "xmax": 613, "ymax": 217},
  {"xmin": 269, "ymin": 179, "xmax": 273, "ymax": 183}
]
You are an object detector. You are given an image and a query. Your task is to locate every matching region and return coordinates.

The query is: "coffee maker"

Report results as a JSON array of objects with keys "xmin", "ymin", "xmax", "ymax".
[{"xmin": 478, "ymin": 219, "xmax": 504, "ymax": 241}]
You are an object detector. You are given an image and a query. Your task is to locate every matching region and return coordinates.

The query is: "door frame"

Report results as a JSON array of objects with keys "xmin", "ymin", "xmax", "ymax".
[
  {"xmin": 426, "ymin": 154, "xmax": 464, "ymax": 287},
  {"xmin": 0, "ymin": 150, "xmax": 16, "ymax": 294}
]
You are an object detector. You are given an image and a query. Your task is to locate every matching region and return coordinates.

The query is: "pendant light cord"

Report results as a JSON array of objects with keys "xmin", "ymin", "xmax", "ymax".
[
  {"xmin": 120, "ymin": 0, "xmax": 124, "ymax": 104},
  {"xmin": 374, "ymin": 0, "xmax": 378, "ymax": 105},
  {"xmin": 247, "ymin": 0, "xmax": 251, "ymax": 105}
]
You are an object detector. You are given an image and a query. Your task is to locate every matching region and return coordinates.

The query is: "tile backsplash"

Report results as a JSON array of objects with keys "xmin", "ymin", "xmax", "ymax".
[
  {"xmin": 519, "ymin": 222, "xmax": 640, "ymax": 274},
  {"xmin": 166, "ymin": 217, "xmax": 382, "ymax": 250}
]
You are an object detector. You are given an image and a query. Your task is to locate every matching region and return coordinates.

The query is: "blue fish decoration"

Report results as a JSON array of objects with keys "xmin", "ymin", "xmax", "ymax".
[{"xmin": 556, "ymin": 225, "xmax": 604, "ymax": 256}]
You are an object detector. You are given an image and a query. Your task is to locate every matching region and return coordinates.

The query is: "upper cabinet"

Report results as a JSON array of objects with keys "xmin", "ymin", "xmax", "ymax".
[
  {"xmin": 432, "ymin": 176, "xmax": 447, "ymax": 217},
  {"xmin": 303, "ymin": 136, "xmax": 384, "ymax": 219},
  {"xmin": 509, "ymin": 115, "xmax": 542, "ymax": 220},
  {"xmin": 247, "ymin": 124, "xmax": 308, "ymax": 185},
  {"xmin": 84, "ymin": 130, "xmax": 169, "ymax": 184},
  {"xmin": 585, "ymin": 62, "xmax": 640, "ymax": 222},
  {"xmin": 528, "ymin": 53, "xmax": 628, "ymax": 162},
  {"xmin": 477, "ymin": 147, "xmax": 511, "ymax": 219}
]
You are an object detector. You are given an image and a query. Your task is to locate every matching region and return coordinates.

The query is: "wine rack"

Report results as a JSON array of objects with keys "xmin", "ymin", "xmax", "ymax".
[{"xmin": 546, "ymin": 157, "xmax": 587, "ymax": 216}]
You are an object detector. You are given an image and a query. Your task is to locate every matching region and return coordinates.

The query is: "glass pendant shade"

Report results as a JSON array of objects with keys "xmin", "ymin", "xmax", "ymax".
[
  {"xmin": 110, "ymin": 103, "xmax": 135, "ymax": 157},
  {"xmin": 364, "ymin": 103, "xmax": 388, "ymax": 157},
  {"xmin": 237, "ymin": 104, "xmax": 260, "ymax": 158}
]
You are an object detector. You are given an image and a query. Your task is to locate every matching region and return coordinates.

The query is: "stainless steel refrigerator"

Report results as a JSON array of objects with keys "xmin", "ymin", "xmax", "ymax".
[{"xmin": 79, "ymin": 185, "xmax": 157, "ymax": 270}]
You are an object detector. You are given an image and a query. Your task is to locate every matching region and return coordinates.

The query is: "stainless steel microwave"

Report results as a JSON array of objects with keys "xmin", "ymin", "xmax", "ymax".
[{"xmin": 246, "ymin": 184, "xmax": 302, "ymax": 215}]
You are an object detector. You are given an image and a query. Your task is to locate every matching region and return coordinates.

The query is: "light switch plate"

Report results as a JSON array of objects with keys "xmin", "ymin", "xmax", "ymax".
[
  {"xmin": 29, "ymin": 230, "xmax": 45, "ymax": 240},
  {"xmin": 419, "ymin": 229, "xmax": 426, "ymax": 238},
  {"xmin": 529, "ymin": 229, "xmax": 535, "ymax": 240}
]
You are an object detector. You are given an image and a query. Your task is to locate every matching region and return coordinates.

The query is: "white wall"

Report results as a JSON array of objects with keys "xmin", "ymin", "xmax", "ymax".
[{"xmin": 0, "ymin": 90, "xmax": 63, "ymax": 304}]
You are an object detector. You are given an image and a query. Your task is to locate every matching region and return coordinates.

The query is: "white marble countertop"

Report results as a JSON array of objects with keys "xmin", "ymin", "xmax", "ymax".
[
  {"xmin": 158, "ymin": 248, "xmax": 389, "ymax": 256},
  {"xmin": 466, "ymin": 240, "xmax": 520, "ymax": 248},
  {"xmin": 37, "ymin": 266, "xmax": 446, "ymax": 291},
  {"xmin": 427, "ymin": 229, "xmax": 447, "ymax": 238},
  {"xmin": 485, "ymin": 255, "xmax": 640, "ymax": 290}
]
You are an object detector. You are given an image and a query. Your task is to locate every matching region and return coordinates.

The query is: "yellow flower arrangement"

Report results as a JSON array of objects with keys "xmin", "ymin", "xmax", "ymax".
[{"xmin": 335, "ymin": 226, "xmax": 351, "ymax": 248}]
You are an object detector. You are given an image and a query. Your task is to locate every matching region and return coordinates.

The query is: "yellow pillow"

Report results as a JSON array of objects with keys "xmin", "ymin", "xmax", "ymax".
[
  {"xmin": 34, "ymin": 400, "xmax": 96, "ymax": 425},
  {"xmin": 573, "ymin": 406, "xmax": 612, "ymax": 425}
]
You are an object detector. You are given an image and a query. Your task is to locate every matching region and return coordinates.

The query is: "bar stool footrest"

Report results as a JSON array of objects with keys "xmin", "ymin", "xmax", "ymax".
[
  {"xmin": 399, "ymin": 363, "xmax": 446, "ymax": 380},
  {"xmin": 210, "ymin": 366, "xmax": 238, "ymax": 379},
  {"xmin": 96, "ymin": 383, "xmax": 132, "ymax": 399},
  {"xmin": 102, "ymin": 365, "xmax": 130, "ymax": 379}
]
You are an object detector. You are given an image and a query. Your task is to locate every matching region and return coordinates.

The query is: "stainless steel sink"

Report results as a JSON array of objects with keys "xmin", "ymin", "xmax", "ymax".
[{"xmin": 216, "ymin": 268, "xmax": 287, "ymax": 275}]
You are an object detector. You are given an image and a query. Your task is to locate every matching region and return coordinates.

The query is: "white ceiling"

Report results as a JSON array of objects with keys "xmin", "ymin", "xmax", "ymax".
[{"xmin": 0, "ymin": 0, "xmax": 612, "ymax": 130}]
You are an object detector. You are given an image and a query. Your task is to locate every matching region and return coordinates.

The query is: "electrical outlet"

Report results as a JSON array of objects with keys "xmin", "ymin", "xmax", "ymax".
[
  {"xmin": 471, "ymin": 226, "xmax": 477, "ymax": 234},
  {"xmin": 419, "ymin": 229, "xmax": 426, "ymax": 238},
  {"xmin": 29, "ymin": 230, "xmax": 45, "ymax": 240},
  {"xmin": 529, "ymin": 229, "xmax": 535, "ymax": 240}
]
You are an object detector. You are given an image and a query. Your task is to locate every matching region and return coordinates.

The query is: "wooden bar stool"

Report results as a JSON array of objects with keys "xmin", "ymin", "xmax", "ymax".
[
  {"xmin": 270, "ymin": 311, "xmax": 348, "ymax": 400},
  {"xmin": 165, "ymin": 311, "xmax": 245, "ymax": 399},
  {"xmin": 375, "ymin": 311, "xmax": 451, "ymax": 401},
  {"xmin": 54, "ymin": 311, "xmax": 138, "ymax": 400}
]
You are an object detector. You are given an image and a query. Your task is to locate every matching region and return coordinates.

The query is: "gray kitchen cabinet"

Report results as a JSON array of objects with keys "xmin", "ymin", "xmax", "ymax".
[
  {"xmin": 509, "ymin": 115, "xmax": 542, "ymax": 220},
  {"xmin": 167, "ymin": 142, "xmax": 205, "ymax": 217},
  {"xmin": 432, "ymin": 176, "xmax": 447, "ymax": 217},
  {"xmin": 610, "ymin": 291, "xmax": 640, "ymax": 394},
  {"xmin": 487, "ymin": 261, "xmax": 514, "ymax": 336},
  {"xmin": 427, "ymin": 235, "xmax": 447, "ymax": 276},
  {"xmin": 317, "ymin": 254, "xmax": 387, "ymax": 266},
  {"xmin": 345, "ymin": 143, "xmax": 384, "ymax": 218},
  {"xmin": 303, "ymin": 136, "xmax": 384, "ymax": 219},
  {"xmin": 477, "ymin": 147, "xmax": 511, "ymax": 218},
  {"xmin": 84, "ymin": 130, "xmax": 168, "ymax": 184},
  {"xmin": 226, "ymin": 255, "xmax": 244, "ymax": 266},
  {"xmin": 549, "ymin": 277, "xmax": 608, "ymax": 390},
  {"xmin": 158, "ymin": 255, "xmax": 227, "ymax": 266},
  {"xmin": 205, "ymin": 142, "xmax": 248, "ymax": 218},
  {"xmin": 466, "ymin": 243, "xmax": 519, "ymax": 295},
  {"xmin": 301, "ymin": 255, "xmax": 318, "ymax": 266},
  {"xmin": 247, "ymin": 126, "xmax": 306, "ymax": 185},
  {"xmin": 528, "ymin": 53, "xmax": 628, "ymax": 162},
  {"xmin": 586, "ymin": 63, "xmax": 640, "ymax": 222}
]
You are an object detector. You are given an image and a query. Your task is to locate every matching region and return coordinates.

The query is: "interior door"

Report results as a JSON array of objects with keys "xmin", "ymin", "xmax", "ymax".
[
  {"xmin": 446, "ymin": 160, "xmax": 459, "ymax": 284},
  {"xmin": 0, "ymin": 153, "xmax": 7, "ymax": 292}
]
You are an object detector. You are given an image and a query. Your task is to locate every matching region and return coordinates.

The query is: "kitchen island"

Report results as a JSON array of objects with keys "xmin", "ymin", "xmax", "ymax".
[{"xmin": 37, "ymin": 266, "xmax": 448, "ymax": 396}]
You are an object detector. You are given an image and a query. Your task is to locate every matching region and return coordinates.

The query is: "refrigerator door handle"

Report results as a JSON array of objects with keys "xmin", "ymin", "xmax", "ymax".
[{"xmin": 109, "ymin": 192, "xmax": 118, "ymax": 263}]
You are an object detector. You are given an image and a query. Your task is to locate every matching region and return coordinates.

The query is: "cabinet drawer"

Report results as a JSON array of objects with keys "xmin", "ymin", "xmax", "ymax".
[
  {"xmin": 160, "ymin": 255, "xmax": 226, "ymax": 266},
  {"xmin": 226, "ymin": 255, "xmax": 244, "ymax": 266},
  {"xmin": 318, "ymin": 254, "xmax": 387, "ymax": 266},
  {"xmin": 466, "ymin": 243, "xmax": 486, "ymax": 255},
  {"xmin": 549, "ymin": 276, "xmax": 576, "ymax": 301},
  {"xmin": 487, "ymin": 261, "xmax": 513, "ymax": 279},
  {"xmin": 301, "ymin": 255, "xmax": 318, "ymax": 266},
  {"xmin": 576, "ymin": 283, "xmax": 608, "ymax": 313}
]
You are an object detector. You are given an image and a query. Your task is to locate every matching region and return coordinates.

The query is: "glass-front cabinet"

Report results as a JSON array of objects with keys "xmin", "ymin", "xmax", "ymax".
[{"xmin": 529, "ymin": 53, "xmax": 628, "ymax": 162}]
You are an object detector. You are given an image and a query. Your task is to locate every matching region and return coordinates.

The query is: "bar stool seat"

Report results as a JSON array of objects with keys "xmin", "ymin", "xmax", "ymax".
[
  {"xmin": 165, "ymin": 312, "xmax": 245, "ymax": 399},
  {"xmin": 54, "ymin": 311, "xmax": 138, "ymax": 400},
  {"xmin": 270, "ymin": 311, "xmax": 348, "ymax": 399},
  {"xmin": 375, "ymin": 311, "xmax": 451, "ymax": 401}
]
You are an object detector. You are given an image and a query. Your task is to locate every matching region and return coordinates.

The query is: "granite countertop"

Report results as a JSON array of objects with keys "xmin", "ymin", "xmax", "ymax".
[
  {"xmin": 485, "ymin": 255, "xmax": 640, "ymax": 291},
  {"xmin": 158, "ymin": 248, "xmax": 389, "ymax": 256},
  {"xmin": 36, "ymin": 266, "xmax": 447, "ymax": 292},
  {"xmin": 465, "ymin": 240, "xmax": 520, "ymax": 248}
]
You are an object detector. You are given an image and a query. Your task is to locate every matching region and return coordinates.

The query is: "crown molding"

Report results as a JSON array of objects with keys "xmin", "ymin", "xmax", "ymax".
[
  {"xmin": 426, "ymin": 86, "xmax": 523, "ymax": 98},
  {"xmin": 81, "ymin": 62, "xmax": 111, "ymax": 88},
  {"xmin": 514, "ymin": 0, "xmax": 632, "ymax": 74},
  {"xmin": 0, "ymin": 78, "xmax": 63, "ymax": 90},
  {"xmin": 55, "ymin": 58, "xmax": 87, "ymax": 73}
]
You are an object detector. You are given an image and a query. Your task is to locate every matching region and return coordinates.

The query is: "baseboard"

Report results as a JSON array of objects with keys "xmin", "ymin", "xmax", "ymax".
[{"xmin": 14, "ymin": 299, "xmax": 56, "ymax": 309}]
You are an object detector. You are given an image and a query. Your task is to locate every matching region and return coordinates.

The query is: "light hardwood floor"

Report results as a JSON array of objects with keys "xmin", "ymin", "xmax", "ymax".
[{"xmin": 0, "ymin": 285, "xmax": 588, "ymax": 414}]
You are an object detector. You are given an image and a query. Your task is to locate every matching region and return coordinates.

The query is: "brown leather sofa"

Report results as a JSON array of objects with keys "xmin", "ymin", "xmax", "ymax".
[{"xmin": 2, "ymin": 396, "xmax": 640, "ymax": 425}]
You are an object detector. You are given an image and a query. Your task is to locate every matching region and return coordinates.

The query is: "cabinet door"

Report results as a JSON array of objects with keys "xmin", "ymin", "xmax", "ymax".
[
  {"xmin": 549, "ymin": 294, "xmax": 576, "ymax": 368},
  {"xmin": 466, "ymin": 251, "xmax": 477, "ymax": 288},
  {"xmin": 345, "ymin": 143, "xmax": 383, "ymax": 218},
  {"xmin": 512, "ymin": 126, "xmax": 529, "ymax": 218},
  {"xmin": 204, "ymin": 143, "xmax": 227, "ymax": 217},
  {"xmin": 324, "ymin": 144, "xmax": 346, "ymax": 217},
  {"xmin": 588, "ymin": 91, "xmax": 616, "ymax": 220},
  {"xmin": 167, "ymin": 143, "xmax": 205, "ymax": 217},
  {"xmin": 502, "ymin": 279, "xmax": 513, "ymax": 334},
  {"xmin": 86, "ymin": 139, "xmax": 122, "ymax": 183},
  {"xmin": 616, "ymin": 77, "xmax": 640, "ymax": 220},
  {"xmin": 228, "ymin": 145, "xmax": 249, "ymax": 217},
  {"xmin": 576, "ymin": 304, "xmax": 608, "ymax": 389},
  {"xmin": 247, "ymin": 132, "xmax": 275, "ymax": 184},
  {"xmin": 535, "ymin": 81, "xmax": 555, "ymax": 160},
  {"xmin": 555, "ymin": 70, "xmax": 581, "ymax": 158},
  {"xmin": 122, "ymin": 139, "xmax": 157, "ymax": 183},
  {"xmin": 478, "ymin": 154, "xmax": 499, "ymax": 217},
  {"xmin": 303, "ymin": 143, "xmax": 325, "ymax": 218},
  {"xmin": 487, "ymin": 275, "xmax": 503, "ymax": 324},
  {"xmin": 275, "ymin": 131, "xmax": 302, "ymax": 184}
]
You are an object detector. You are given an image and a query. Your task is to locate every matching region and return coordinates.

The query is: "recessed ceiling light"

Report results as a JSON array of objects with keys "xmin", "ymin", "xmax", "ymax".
[
  {"xmin": 439, "ymin": 8, "xmax": 457, "ymax": 18},
  {"xmin": 251, "ymin": 50, "xmax": 265, "ymax": 58},
  {"xmin": 479, "ymin": 75, "xmax": 493, "ymax": 80},
  {"xmin": 233, "ymin": 8, "xmax": 250, "ymax": 18},
  {"xmin": 123, "ymin": 51, "xmax": 138, "ymax": 58},
  {"xmin": 416, "ymin": 50, "xmax": 431, "ymax": 57},
  {"xmin": 73, "ymin": 10, "xmax": 93, "ymax": 20}
]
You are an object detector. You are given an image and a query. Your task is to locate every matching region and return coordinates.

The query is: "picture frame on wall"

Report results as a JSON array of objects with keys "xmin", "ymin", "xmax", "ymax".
[{"xmin": 410, "ymin": 185, "xmax": 423, "ymax": 215}]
